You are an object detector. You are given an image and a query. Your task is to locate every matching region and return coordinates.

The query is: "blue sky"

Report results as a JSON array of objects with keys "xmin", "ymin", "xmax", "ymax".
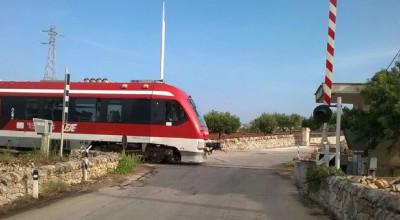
[{"xmin": 0, "ymin": 1, "xmax": 399, "ymax": 123}]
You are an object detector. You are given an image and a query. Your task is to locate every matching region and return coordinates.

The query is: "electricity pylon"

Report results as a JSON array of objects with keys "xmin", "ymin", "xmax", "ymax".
[{"xmin": 42, "ymin": 25, "xmax": 60, "ymax": 81}]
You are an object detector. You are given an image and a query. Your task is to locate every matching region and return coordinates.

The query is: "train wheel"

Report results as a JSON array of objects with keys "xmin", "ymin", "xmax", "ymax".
[
  {"xmin": 144, "ymin": 145, "xmax": 164, "ymax": 163},
  {"xmin": 165, "ymin": 148, "xmax": 181, "ymax": 163}
]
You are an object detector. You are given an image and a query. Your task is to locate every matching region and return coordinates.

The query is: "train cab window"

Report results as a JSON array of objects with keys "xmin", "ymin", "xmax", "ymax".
[
  {"xmin": 25, "ymin": 99, "xmax": 39, "ymax": 119},
  {"xmin": 151, "ymin": 100, "xmax": 187, "ymax": 125},
  {"xmin": 73, "ymin": 99, "xmax": 100, "ymax": 122},
  {"xmin": 43, "ymin": 98, "xmax": 63, "ymax": 121},
  {"xmin": 107, "ymin": 100, "xmax": 122, "ymax": 123},
  {"xmin": 166, "ymin": 101, "xmax": 186, "ymax": 124},
  {"xmin": 188, "ymin": 96, "xmax": 207, "ymax": 127}
]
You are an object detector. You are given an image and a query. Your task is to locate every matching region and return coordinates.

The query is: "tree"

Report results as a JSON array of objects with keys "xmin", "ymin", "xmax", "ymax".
[
  {"xmin": 204, "ymin": 110, "xmax": 241, "ymax": 139},
  {"xmin": 301, "ymin": 115, "xmax": 316, "ymax": 130},
  {"xmin": 288, "ymin": 113, "xmax": 302, "ymax": 132},
  {"xmin": 251, "ymin": 113, "xmax": 277, "ymax": 135},
  {"xmin": 272, "ymin": 113, "xmax": 302, "ymax": 132},
  {"xmin": 273, "ymin": 113, "xmax": 290, "ymax": 132},
  {"xmin": 344, "ymin": 61, "xmax": 400, "ymax": 150}
]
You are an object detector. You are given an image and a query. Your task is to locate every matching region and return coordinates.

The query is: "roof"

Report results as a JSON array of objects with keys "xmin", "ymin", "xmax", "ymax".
[{"xmin": 315, "ymin": 83, "xmax": 366, "ymax": 106}]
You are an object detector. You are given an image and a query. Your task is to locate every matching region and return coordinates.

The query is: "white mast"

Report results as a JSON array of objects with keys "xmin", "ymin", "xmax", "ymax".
[{"xmin": 160, "ymin": 1, "xmax": 166, "ymax": 82}]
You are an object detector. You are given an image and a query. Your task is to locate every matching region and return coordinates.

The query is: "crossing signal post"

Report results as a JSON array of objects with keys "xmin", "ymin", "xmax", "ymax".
[
  {"xmin": 313, "ymin": 97, "xmax": 342, "ymax": 169},
  {"xmin": 60, "ymin": 68, "xmax": 70, "ymax": 158}
]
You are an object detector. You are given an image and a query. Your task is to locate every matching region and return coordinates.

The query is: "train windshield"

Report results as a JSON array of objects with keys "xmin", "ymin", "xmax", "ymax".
[{"xmin": 188, "ymin": 97, "xmax": 207, "ymax": 127}]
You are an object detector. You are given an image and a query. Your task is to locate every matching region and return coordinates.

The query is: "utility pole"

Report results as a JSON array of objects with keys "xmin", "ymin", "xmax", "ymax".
[
  {"xmin": 160, "ymin": 1, "xmax": 166, "ymax": 82},
  {"xmin": 42, "ymin": 25, "xmax": 60, "ymax": 81}
]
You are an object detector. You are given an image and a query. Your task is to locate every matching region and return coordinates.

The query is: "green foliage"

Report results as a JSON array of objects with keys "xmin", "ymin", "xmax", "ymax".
[
  {"xmin": 302, "ymin": 108, "xmax": 355, "ymax": 132},
  {"xmin": 0, "ymin": 150, "xmax": 15, "ymax": 162},
  {"xmin": 343, "ymin": 61, "xmax": 400, "ymax": 150},
  {"xmin": 306, "ymin": 165, "xmax": 345, "ymax": 192},
  {"xmin": 204, "ymin": 110, "xmax": 241, "ymax": 138},
  {"xmin": 272, "ymin": 113, "xmax": 302, "ymax": 132},
  {"xmin": 273, "ymin": 113, "xmax": 290, "ymax": 131},
  {"xmin": 250, "ymin": 112, "xmax": 303, "ymax": 134},
  {"xmin": 341, "ymin": 107, "xmax": 365, "ymax": 129},
  {"xmin": 288, "ymin": 113, "xmax": 302, "ymax": 131},
  {"xmin": 301, "ymin": 115, "xmax": 319, "ymax": 131},
  {"xmin": 251, "ymin": 113, "xmax": 277, "ymax": 134},
  {"xmin": 113, "ymin": 153, "xmax": 141, "ymax": 174},
  {"xmin": 0, "ymin": 150, "xmax": 67, "ymax": 165},
  {"xmin": 284, "ymin": 160, "xmax": 295, "ymax": 168}
]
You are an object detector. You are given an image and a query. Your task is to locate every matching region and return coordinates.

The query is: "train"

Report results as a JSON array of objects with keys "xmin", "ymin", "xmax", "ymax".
[{"xmin": 0, "ymin": 79, "xmax": 217, "ymax": 163}]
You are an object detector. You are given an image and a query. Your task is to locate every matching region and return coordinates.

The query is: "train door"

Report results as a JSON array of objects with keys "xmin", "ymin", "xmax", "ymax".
[{"xmin": 120, "ymin": 98, "xmax": 151, "ymax": 146}]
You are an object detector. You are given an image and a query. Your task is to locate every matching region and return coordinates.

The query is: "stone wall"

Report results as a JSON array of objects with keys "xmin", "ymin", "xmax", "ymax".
[
  {"xmin": 0, "ymin": 151, "xmax": 119, "ymax": 207},
  {"xmin": 220, "ymin": 134, "xmax": 301, "ymax": 151},
  {"xmin": 309, "ymin": 135, "xmax": 346, "ymax": 146},
  {"xmin": 308, "ymin": 176, "xmax": 400, "ymax": 220}
]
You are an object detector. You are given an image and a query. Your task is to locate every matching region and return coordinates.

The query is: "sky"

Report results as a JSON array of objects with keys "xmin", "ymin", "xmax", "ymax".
[{"xmin": 0, "ymin": 1, "xmax": 399, "ymax": 123}]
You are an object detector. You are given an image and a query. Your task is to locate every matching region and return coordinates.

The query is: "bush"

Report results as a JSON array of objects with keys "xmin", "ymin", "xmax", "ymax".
[
  {"xmin": 306, "ymin": 165, "xmax": 344, "ymax": 192},
  {"xmin": 204, "ymin": 110, "xmax": 241, "ymax": 138},
  {"xmin": 113, "ymin": 153, "xmax": 141, "ymax": 174},
  {"xmin": 251, "ymin": 113, "xmax": 277, "ymax": 134},
  {"xmin": 343, "ymin": 62, "xmax": 400, "ymax": 151}
]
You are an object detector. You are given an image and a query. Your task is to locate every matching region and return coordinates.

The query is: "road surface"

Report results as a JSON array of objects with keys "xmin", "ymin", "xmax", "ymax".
[{"xmin": 1, "ymin": 146, "xmax": 334, "ymax": 220}]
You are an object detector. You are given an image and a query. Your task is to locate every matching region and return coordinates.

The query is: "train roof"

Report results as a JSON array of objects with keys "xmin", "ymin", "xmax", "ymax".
[{"xmin": 0, "ymin": 80, "xmax": 189, "ymax": 100}]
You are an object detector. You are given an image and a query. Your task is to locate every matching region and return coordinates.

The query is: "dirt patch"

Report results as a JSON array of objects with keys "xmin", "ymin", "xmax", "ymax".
[{"xmin": 0, "ymin": 164, "xmax": 155, "ymax": 216}]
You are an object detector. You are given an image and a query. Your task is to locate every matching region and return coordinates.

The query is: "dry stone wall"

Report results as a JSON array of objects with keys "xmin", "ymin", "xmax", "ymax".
[
  {"xmin": 220, "ymin": 134, "xmax": 301, "ymax": 151},
  {"xmin": 308, "ymin": 176, "xmax": 400, "ymax": 220},
  {"xmin": 0, "ymin": 151, "xmax": 119, "ymax": 207},
  {"xmin": 310, "ymin": 136, "xmax": 346, "ymax": 146}
]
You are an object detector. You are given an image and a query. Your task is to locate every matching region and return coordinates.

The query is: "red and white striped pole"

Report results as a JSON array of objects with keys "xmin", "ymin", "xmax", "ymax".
[{"xmin": 323, "ymin": 0, "xmax": 337, "ymax": 105}]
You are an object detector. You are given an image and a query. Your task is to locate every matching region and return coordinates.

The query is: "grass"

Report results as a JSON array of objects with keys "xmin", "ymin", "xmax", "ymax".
[
  {"xmin": 284, "ymin": 160, "xmax": 295, "ymax": 168},
  {"xmin": 0, "ymin": 150, "xmax": 67, "ymax": 166},
  {"xmin": 44, "ymin": 180, "xmax": 68, "ymax": 194},
  {"xmin": 0, "ymin": 150, "xmax": 16, "ymax": 162},
  {"xmin": 283, "ymin": 158, "xmax": 296, "ymax": 171},
  {"xmin": 112, "ymin": 153, "xmax": 142, "ymax": 175}
]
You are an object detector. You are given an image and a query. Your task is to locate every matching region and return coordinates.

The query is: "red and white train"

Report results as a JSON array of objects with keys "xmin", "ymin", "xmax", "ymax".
[{"xmin": 0, "ymin": 80, "xmax": 214, "ymax": 163}]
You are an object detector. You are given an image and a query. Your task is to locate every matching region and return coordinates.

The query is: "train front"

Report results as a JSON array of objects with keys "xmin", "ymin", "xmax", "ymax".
[
  {"xmin": 186, "ymin": 96, "xmax": 221, "ymax": 162},
  {"xmin": 152, "ymin": 83, "xmax": 220, "ymax": 163}
]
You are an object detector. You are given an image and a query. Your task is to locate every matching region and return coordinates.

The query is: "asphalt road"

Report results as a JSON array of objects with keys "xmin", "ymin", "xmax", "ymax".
[{"xmin": 1, "ymin": 146, "xmax": 334, "ymax": 220}]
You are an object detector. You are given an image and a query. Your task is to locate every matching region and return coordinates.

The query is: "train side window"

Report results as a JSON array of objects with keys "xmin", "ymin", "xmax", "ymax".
[
  {"xmin": 73, "ymin": 99, "xmax": 98, "ymax": 122},
  {"xmin": 25, "ymin": 98, "xmax": 39, "ymax": 119},
  {"xmin": 124, "ymin": 99, "xmax": 151, "ymax": 124},
  {"xmin": 107, "ymin": 100, "xmax": 122, "ymax": 123},
  {"xmin": 43, "ymin": 98, "xmax": 63, "ymax": 121}
]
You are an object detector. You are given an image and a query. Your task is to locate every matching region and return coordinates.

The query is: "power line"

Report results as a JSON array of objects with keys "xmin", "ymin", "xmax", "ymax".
[{"xmin": 386, "ymin": 49, "xmax": 400, "ymax": 71}]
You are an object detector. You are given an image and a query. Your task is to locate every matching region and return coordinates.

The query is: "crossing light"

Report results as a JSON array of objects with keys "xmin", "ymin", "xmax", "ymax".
[{"xmin": 313, "ymin": 105, "xmax": 332, "ymax": 124}]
